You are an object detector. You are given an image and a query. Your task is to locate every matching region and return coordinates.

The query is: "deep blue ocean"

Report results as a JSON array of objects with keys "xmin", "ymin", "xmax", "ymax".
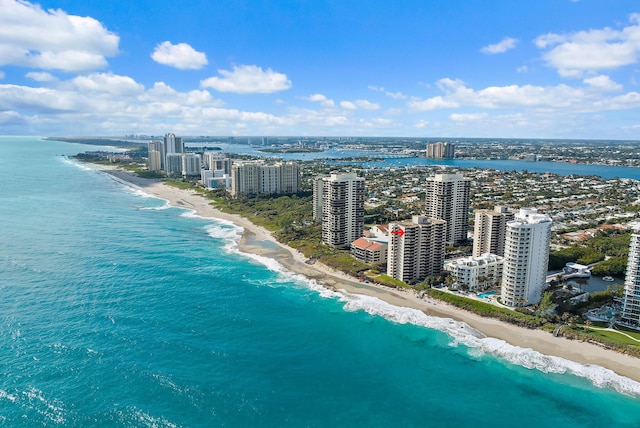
[{"xmin": 2, "ymin": 136, "xmax": 640, "ymax": 427}]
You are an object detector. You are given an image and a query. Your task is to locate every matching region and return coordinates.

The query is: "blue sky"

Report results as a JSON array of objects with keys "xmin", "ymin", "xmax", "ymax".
[{"xmin": 1, "ymin": 0, "xmax": 640, "ymax": 139}]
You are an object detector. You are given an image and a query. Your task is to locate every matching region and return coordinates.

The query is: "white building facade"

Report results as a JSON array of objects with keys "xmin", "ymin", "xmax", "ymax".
[
  {"xmin": 500, "ymin": 208, "xmax": 552, "ymax": 307},
  {"xmin": 445, "ymin": 254, "xmax": 504, "ymax": 292},
  {"xmin": 182, "ymin": 153, "xmax": 202, "ymax": 177},
  {"xmin": 621, "ymin": 223, "xmax": 640, "ymax": 328},
  {"xmin": 165, "ymin": 153, "xmax": 184, "ymax": 175}
]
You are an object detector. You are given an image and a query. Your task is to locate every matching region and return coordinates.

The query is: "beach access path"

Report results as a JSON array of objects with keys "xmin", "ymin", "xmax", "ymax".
[{"xmin": 99, "ymin": 166, "xmax": 640, "ymax": 384}]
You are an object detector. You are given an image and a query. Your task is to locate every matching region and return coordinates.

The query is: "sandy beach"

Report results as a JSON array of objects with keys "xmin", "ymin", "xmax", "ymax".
[{"xmin": 100, "ymin": 166, "xmax": 640, "ymax": 384}]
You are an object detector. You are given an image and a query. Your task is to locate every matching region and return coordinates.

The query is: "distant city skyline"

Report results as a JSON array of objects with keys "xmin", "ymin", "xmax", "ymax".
[{"xmin": 1, "ymin": 0, "xmax": 640, "ymax": 139}]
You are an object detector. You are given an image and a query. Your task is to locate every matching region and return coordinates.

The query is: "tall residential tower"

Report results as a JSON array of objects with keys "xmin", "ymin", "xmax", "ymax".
[
  {"xmin": 314, "ymin": 173, "xmax": 365, "ymax": 248},
  {"xmin": 388, "ymin": 216, "xmax": 446, "ymax": 284},
  {"xmin": 424, "ymin": 173, "xmax": 471, "ymax": 244},
  {"xmin": 500, "ymin": 208, "xmax": 552, "ymax": 307},
  {"xmin": 472, "ymin": 206, "xmax": 514, "ymax": 257},
  {"xmin": 621, "ymin": 223, "xmax": 640, "ymax": 328}
]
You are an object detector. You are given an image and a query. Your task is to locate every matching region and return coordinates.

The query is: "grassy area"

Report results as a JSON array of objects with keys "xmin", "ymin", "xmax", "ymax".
[
  {"xmin": 617, "ymin": 326, "xmax": 640, "ymax": 340},
  {"xmin": 366, "ymin": 273, "xmax": 410, "ymax": 289},
  {"xmin": 318, "ymin": 252, "xmax": 371, "ymax": 277},
  {"xmin": 588, "ymin": 329, "xmax": 640, "ymax": 347},
  {"xmin": 561, "ymin": 325, "xmax": 640, "ymax": 357},
  {"xmin": 423, "ymin": 288, "xmax": 550, "ymax": 329},
  {"xmin": 164, "ymin": 179, "xmax": 201, "ymax": 191}
]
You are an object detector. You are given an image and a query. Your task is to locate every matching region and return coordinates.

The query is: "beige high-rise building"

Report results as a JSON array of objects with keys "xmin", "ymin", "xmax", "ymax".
[
  {"xmin": 148, "ymin": 140, "xmax": 163, "ymax": 171},
  {"xmin": 388, "ymin": 215, "xmax": 446, "ymax": 284},
  {"xmin": 472, "ymin": 206, "xmax": 514, "ymax": 257},
  {"xmin": 424, "ymin": 173, "xmax": 471, "ymax": 244},
  {"xmin": 500, "ymin": 208, "xmax": 552, "ymax": 307},
  {"xmin": 230, "ymin": 161, "xmax": 299, "ymax": 197},
  {"xmin": 280, "ymin": 162, "xmax": 300, "ymax": 194},
  {"xmin": 314, "ymin": 173, "xmax": 365, "ymax": 248}
]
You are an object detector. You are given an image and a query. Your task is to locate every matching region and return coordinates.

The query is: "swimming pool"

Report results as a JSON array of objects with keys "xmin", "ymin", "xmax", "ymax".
[{"xmin": 477, "ymin": 291, "xmax": 497, "ymax": 299}]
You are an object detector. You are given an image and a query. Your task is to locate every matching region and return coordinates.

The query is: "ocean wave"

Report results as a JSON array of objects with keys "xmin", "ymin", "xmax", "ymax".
[
  {"xmin": 59, "ymin": 155, "xmax": 93, "ymax": 171},
  {"xmin": 227, "ymin": 246, "xmax": 640, "ymax": 398},
  {"xmin": 338, "ymin": 292, "xmax": 640, "ymax": 398},
  {"xmin": 204, "ymin": 222, "xmax": 244, "ymax": 254},
  {"xmin": 138, "ymin": 200, "xmax": 172, "ymax": 210},
  {"xmin": 22, "ymin": 387, "xmax": 66, "ymax": 425},
  {"xmin": 116, "ymin": 407, "xmax": 178, "ymax": 428},
  {"xmin": 130, "ymin": 188, "xmax": 159, "ymax": 200}
]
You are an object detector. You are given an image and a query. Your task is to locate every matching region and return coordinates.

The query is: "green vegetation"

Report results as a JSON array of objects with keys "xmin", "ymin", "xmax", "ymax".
[
  {"xmin": 591, "ymin": 256, "xmax": 628, "ymax": 276},
  {"xmin": 559, "ymin": 325, "xmax": 640, "ymax": 358},
  {"xmin": 366, "ymin": 274, "xmax": 410, "ymax": 289},
  {"xmin": 423, "ymin": 288, "xmax": 549, "ymax": 329},
  {"xmin": 548, "ymin": 247, "xmax": 605, "ymax": 270},
  {"xmin": 164, "ymin": 179, "xmax": 202, "ymax": 191},
  {"xmin": 213, "ymin": 192, "xmax": 314, "ymax": 231},
  {"xmin": 549, "ymin": 230, "xmax": 631, "ymax": 277},
  {"xmin": 319, "ymin": 252, "xmax": 371, "ymax": 277}
]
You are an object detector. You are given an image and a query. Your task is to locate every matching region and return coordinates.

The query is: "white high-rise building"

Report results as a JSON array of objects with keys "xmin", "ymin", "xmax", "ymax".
[
  {"xmin": 163, "ymin": 133, "xmax": 183, "ymax": 155},
  {"xmin": 182, "ymin": 153, "xmax": 201, "ymax": 177},
  {"xmin": 203, "ymin": 152, "xmax": 231, "ymax": 175},
  {"xmin": 621, "ymin": 223, "xmax": 640, "ymax": 328},
  {"xmin": 165, "ymin": 153, "xmax": 184, "ymax": 175},
  {"xmin": 500, "ymin": 208, "xmax": 552, "ymax": 307},
  {"xmin": 473, "ymin": 206, "xmax": 514, "ymax": 257},
  {"xmin": 315, "ymin": 173, "xmax": 365, "ymax": 248},
  {"xmin": 425, "ymin": 173, "xmax": 471, "ymax": 244},
  {"xmin": 388, "ymin": 215, "xmax": 446, "ymax": 284}
]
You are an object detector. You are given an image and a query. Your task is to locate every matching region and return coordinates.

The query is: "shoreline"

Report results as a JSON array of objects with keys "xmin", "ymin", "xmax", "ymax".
[{"xmin": 97, "ymin": 165, "xmax": 640, "ymax": 387}]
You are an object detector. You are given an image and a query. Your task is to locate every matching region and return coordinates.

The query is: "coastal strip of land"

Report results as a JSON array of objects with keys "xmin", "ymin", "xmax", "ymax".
[{"xmin": 99, "ymin": 166, "xmax": 640, "ymax": 385}]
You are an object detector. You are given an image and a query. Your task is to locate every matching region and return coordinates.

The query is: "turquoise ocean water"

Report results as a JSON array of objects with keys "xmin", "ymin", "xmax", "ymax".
[{"xmin": 1, "ymin": 136, "xmax": 640, "ymax": 427}]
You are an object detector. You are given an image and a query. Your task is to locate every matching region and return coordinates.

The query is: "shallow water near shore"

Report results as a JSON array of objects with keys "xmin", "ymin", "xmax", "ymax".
[{"xmin": 1, "ymin": 137, "xmax": 640, "ymax": 427}]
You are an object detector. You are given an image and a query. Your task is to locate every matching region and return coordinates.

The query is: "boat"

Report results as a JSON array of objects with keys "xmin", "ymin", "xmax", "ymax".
[{"xmin": 602, "ymin": 276, "xmax": 614, "ymax": 282}]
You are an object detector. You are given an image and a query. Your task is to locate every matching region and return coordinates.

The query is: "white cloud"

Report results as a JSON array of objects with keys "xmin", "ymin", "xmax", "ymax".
[
  {"xmin": 450, "ymin": 112, "xmax": 489, "ymax": 122},
  {"xmin": 408, "ymin": 96, "xmax": 459, "ymax": 111},
  {"xmin": 304, "ymin": 93, "xmax": 335, "ymax": 107},
  {"xmin": 340, "ymin": 101, "xmax": 356, "ymax": 110},
  {"xmin": 0, "ymin": 0, "xmax": 119, "ymax": 72},
  {"xmin": 517, "ymin": 66, "xmax": 528, "ymax": 73},
  {"xmin": 407, "ymin": 76, "xmax": 640, "ymax": 115},
  {"xmin": 480, "ymin": 37, "xmax": 518, "ymax": 54},
  {"xmin": 151, "ymin": 41, "xmax": 208, "ymax": 70},
  {"xmin": 583, "ymin": 75, "xmax": 622, "ymax": 91},
  {"xmin": 201, "ymin": 65, "xmax": 291, "ymax": 94},
  {"xmin": 535, "ymin": 14, "xmax": 640, "ymax": 77},
  {"xmin": 72, "ymin": 73, "xmax": 144, "ymax": 96},
  {"xmin": 355, "ymin": 99, "xmax": 380, "ymax": 110},
  {"xmin": 25, "ymin": 71, "xmax": 56, "ymax": 82},
  {"xmin": 368, "ymin": 85, "xmax": 407, "ymax": 99}
]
